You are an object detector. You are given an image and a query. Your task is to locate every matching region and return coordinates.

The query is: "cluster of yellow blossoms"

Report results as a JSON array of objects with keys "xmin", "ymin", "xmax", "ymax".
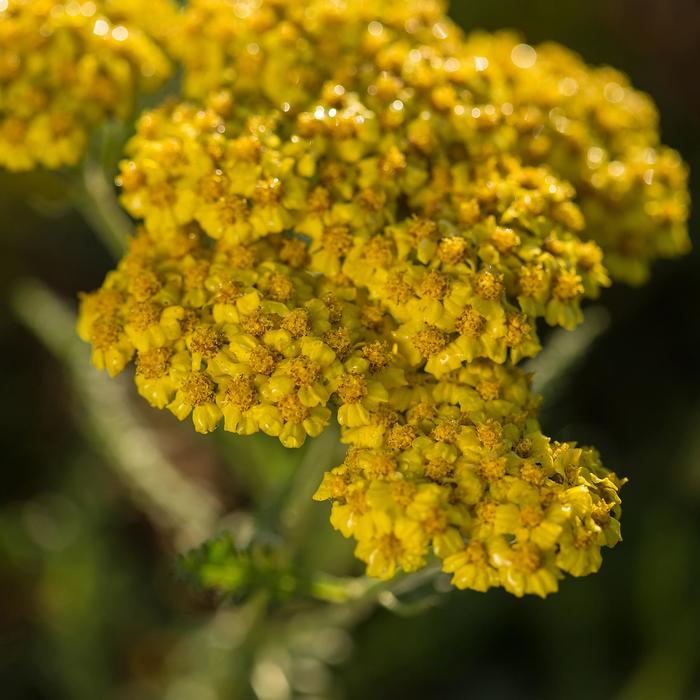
[
  {"xmin": 169, "ymin": 0, "xmax": 689, "ymax": 283},
  {"xmin": 0, "ymin": 0, "xmax": 175, "ymax": 170},
  {"xmin": 315, "ymin": 362, "xmax": 623, "ymax": 596},
  {"xmin": 72, "ymin": 0, "xmax": 691, "ymax": 595}
]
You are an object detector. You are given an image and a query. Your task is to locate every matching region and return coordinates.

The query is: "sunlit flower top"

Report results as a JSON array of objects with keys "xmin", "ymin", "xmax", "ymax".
[
  {"xmin": 76, "ymin": 0, "xmax": 690, "ymax": 595},
  {"xmin": 314, "ymin": 363, "xmax": 623, "ymax": 597},
  {"xmin": 0, "ymin": 0, "xmax": 175, "ymax": 170},
  {"xmin": 168, "ymin": 0, "xmax": 689, "ymax": 283}
]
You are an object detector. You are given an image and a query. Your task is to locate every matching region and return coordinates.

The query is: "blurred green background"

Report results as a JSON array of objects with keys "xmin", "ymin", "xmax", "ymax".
[{"xmin": 1, "ymin": 1, "xmax": 699, "ymax": 698}]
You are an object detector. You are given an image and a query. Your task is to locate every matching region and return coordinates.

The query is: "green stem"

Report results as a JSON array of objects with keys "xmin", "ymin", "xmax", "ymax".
[
  {"xmin": 277, "ymin": 423, "xmax": 344, "ymax": 557},
  {"xmin": 10, "ymin": 279, "xmax": 223, "ymax": 552},
  {"xmin": 71, "ymin": 155, "xmax": 133, "ymax": 259},
  {"xmin": 525, "ymin": 305, "xmax": 610, "ymax": 399},
  {"xmin": 309, "ymin": 564, "xmax": 442, "ymax": 623}
]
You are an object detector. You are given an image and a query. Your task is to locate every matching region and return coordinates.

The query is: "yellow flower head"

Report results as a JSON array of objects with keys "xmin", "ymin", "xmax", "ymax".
[
  {"xmin": 72, "ymin": 0, "xmax": 687, "ymax": 596},
  {"xmin": 78, "ymin": 227, "xmax": 397, "ymax": 447},
  {"xmin": 315, "ymin": 363, "xmax": 624, "ymax": 597},
  {"xmin": 153, "ymin": 0, "xmax": 690, "ymax": 282},
  {"xmin": 0, "ymin": 0, "xmax": 175, "ymax": 170}
]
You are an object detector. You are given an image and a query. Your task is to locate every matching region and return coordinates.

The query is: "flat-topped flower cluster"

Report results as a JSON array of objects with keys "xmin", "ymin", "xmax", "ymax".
[
  {"xmin": 15, "ymin": 0, "xmax": 685, "ymax": 595},
  {"xmin": 0, "ymin": 0, "xmax": 175, "ymax": 169}
]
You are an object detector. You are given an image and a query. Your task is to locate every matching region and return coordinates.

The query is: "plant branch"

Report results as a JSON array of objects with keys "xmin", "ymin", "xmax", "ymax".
[
  {"xmin": 70, "ymin": 155, "xmax": 133, "ymax": 259},
  {"xmin": 10, "ymin": 279, "xmax": 223, "ymax": 552},
  {"xmin": 525, "ymin": 305, "xmax": 610, "ymax": 400}
]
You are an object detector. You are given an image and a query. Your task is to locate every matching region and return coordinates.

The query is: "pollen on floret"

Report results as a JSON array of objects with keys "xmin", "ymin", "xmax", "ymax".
[
  {"xmin": 321, "ymin": 225, "xmax": 353, "ymax": 257},
  {"xmin": 129, "ymin": 271, "xmax": 162, "ymax": 301},
  {"xmin": 476, "ymin": 500, "xmax": 498, "ymax": 523},
  {"xmin": 128, "ymin": 301, "xmax": 161, "ymax": 331},
  {"xmin": 553, "ymin": 270, "xmax": 584, "ymax": 301},
  {"xmin": 213, "ymin": 279, "xmax": 243, "ymax": 304},
  {"xmin": 437, "ymin": 237, "xmax": 469, "ymax": 265},
  {"xmin": 281, "ymin": 308, "xmax": 311, "ymax": 338},
  {"xmin": 241, "ymin": 310, "xmax": 280, "ymax": 337},
  {"xmin": 505, "ymin": 313, "xmax": 532, "ymax": 347},
  {"xmin": 361, "ymin": 304, "xmax": 386, "ymax": 331},
  {"xmin": 520, "ymin": 462, "xmax": 545, "ymax": 486},
  {"xmin": 322, "ymin": 293, "xmax": 344, "ymax": 323},
  {"xmin": 476, "ymin": 379, "xmax": 501, "ymax": 402},
  {"xmin": 408, "ymin": 216, "xmax": 439, "ymax": 246},
  {"xmin": 431, "ymin": 419, "xmax": 460, "ymax": 444},
  {"xmin": 407, "ymin": 401, "xmax": 437, "ymax": 425},
  {"xmin": 480, "ymin": 456, "xmax": 507, "ymax": 481},
  {"xmin": 412, "ymin": 324, "xmax": 449, "ymax": 358},
  {"xmin": 364, "ymin": 453, "xmax": 396, "ymax": 478},
  {"xmin": 249, "ymin": 346, "xmax": 279, "ymax": 375},
  {"xmin": 81, "ymin": 288, "xmax": 124, "ymax": 317},
  {"xmin": 422, "ymin": 508, "xmax": 450, "ymax": 536},
  {"xmin": 456, "ymin": 305, "xmax": 487, "ymax": 337},
  {"xmin": 189, "ymin": 326, "xmax": 227, "ymax": 358},
  {"xmin": 90, "ymin": 318, "xmax": 122, "ymax": 350},
  {"xmin": 223, "ymin": 375, "xmax": 257, "ymax": 410},
  {"xmin": 265, "ymin": 273, "xmax": 295, "ymax": 302},
  {"xmin": 306, "ymin": 186, "xmax": 331, "ymax": 213},
  {"xmin": 425, "ymin": 457, "xmax": 454, "ymax": 482},
  {"xmin": 520, "ymin": 505, "xmax": 544, "ymax": 529},
  {"xmin": 336, "ymin": 374, "xmax": 368, "ymax": 404},
  {"xmin": 465, "ymin": 541, "xmax": 488, "ymax": 565},
  {"xmin": 390, "ymin": 480, "xmax": 418, "ymax": 507},
  {"xmin": 278, "ymin": 394, "xmax": 310, "ymax": 424},
  {"xmin": 183, "ymin": 260, "xmax": 210, "ymax": 290},
  {"xmin": 149, "ymin": 183, "xmax": 177, "ymax": 209},
  {"xmin": 385, "ymin": 273, "xmax": 414, "ymax": 305},
  {"xmin": 361, "ymin": 341, "xmax": 390, "ymax": 372},
  {"xmin": 252, "ymin": 177, "xmax": 282, "ymax": 205},
  {"xmin": 323, "ymin": 327, "xmax": 351, "ymax": 359},
  {"xmin": 370, "ymin": 405, "xmax": 399, "ymax": 428},
  {"xmin": 219, "ymin": 196, "xmax": 248, "ymax": 226},
  {"xmin": 136, "ymin": 348, "xmax": 171, "ymax": 379},
  {"xmin": 476, "ymin": 419, "xmax": 503, "ymax": 449},
  {"xmin": 519, "ymin": 264, "xmax": 547, "ymax": 297},
  {"xmin": 474, "ymin": 269, "xmax": 505, "ymax": 300},
  {"xmin": 356, "ymin": 187, "xmax": 387, "ymax": 212},
  {"xmin": 288, "ymin": 356, "xmax": 321, "ymax": 386},
  {"xmin": 386, "ymin": 423, "xmax": 417, "ymax": 451},
  {"xmin": 198, "ymin": 173, "xmax": 227, "ymax": 202},
  {"xmin": 362, "ymin": 236, "xmax": 395, "ymax": 268},
  {"xmin": 182, "ymin": 372, "xmax": 216, "ymax": 407},
  {"xmin": 226, "ymin": 244, "xmax": 257, "ymax": 269},
  {"xmin": 419, "ymin": 271, "xmax": 451, "ymax": 300}
]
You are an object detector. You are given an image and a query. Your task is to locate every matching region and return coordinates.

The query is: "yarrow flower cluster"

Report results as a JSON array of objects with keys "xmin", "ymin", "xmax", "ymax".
[
  {"xmin": 167, "ymin": 0, "xmax": 689, "ymax": 283},
  {"xmin": 314, "ymin": 362, "xmax": 623, "ymax": 596},
  {"xmin": 70, "ymin": 0, "xmax": 691, "ymax": 595},
  {"xmin": 0, "ymin": 0, "xmax": 175, "ymax": 170}
]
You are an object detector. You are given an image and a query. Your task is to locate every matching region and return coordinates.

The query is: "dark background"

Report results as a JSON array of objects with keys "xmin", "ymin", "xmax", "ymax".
[{"xmin": 1, "ymin": 1, "xmax": 699, "ymax": 698}]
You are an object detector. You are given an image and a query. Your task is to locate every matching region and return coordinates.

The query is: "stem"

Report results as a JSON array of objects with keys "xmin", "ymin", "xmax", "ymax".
[
  {"xmin": 309, "ymin": 564, "xmax": 443, "ymax": 624},
  {"xmin": 71, "ymin": 155, "xmax": 133, "ymax": 259},
  {"xmin": 278, "ymin": 423, "xmax": 344, "ymax": 556},
  {"xmin": 525, "ymin": 305, "xmax": 610, "ymax": 399},
  {"xmin": 10, "ymin": 279, "xmax": 223, "ymax": 552}
]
